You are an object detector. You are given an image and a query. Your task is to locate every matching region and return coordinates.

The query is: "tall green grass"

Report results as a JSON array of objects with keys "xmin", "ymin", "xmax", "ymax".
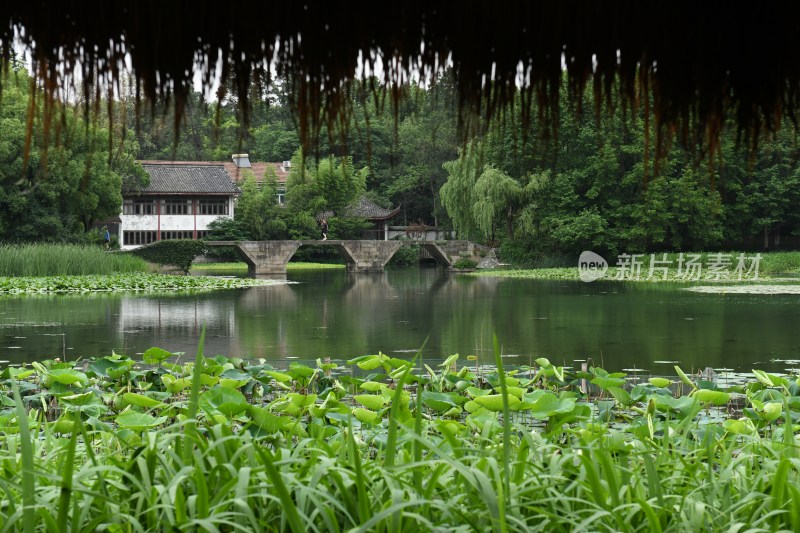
[
  {"xmin": 760, "ymin": 251, "xmax": 800, "ymax": 275},
  {"xmin": 0, "ymin": 243, "xmax": 149, "ymax": 276}
]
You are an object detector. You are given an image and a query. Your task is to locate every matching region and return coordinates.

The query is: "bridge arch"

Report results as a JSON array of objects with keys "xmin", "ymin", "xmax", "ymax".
[{"xmin": 204, "ymin": 239, "xmax": 483, "ymax": 276}]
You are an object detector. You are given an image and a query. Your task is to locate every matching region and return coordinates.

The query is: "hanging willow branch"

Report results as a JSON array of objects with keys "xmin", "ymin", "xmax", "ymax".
[{"xmin": 0, "ymin": 1, "xmax": 796, "ymax": 169}]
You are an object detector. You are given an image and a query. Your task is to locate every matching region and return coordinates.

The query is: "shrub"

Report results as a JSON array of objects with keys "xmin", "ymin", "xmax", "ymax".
[
  {"xmin": 499, "ymin": 240, "xmax": 539, "ymax": 266},
  {"xmin": 499, "ymin": 240, "xmax": 574, "ymax": 268},
  {"xmin": 128, "ymin": 240, "xmax": 207, "ymax": 273},
  {"xmin": 328, "ymin": 217, "xmax": 372, "ymax": 240},
  {"xmin": 388, "ymin": 243, "xmax": 420, "ymax": 267},
  {"xmin": 453, "ymin": 258, "xmax": 477, "ymax": 269},
  {"xmin": 203, "ymin": 218, "xmax": 249, "ymax": 261}
]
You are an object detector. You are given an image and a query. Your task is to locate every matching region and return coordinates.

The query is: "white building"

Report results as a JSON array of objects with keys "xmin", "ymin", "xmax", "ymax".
[{"xmin": 120, "ymin": 162, "xmax": 240, "ymax": 249}]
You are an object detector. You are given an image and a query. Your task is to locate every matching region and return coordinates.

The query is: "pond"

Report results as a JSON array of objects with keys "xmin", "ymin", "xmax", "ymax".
[{"xmin": 0, "ymin": 268, "xmax": 798, "ymax": 373}]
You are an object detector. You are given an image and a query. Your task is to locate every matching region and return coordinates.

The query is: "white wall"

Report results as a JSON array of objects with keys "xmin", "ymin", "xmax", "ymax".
[
  {"xmin": 387, "ymin": 226, "xmax": 453, "ymax": 241},
  {"xmin": 120, "ymin": 197, "xmax": 235, "ymax": 249}
]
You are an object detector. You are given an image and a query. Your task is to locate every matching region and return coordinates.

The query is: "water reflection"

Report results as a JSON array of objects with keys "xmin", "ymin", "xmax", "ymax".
[{"xmin": 0, "ymin": 270, "xmax": 798, "ymax": 371}]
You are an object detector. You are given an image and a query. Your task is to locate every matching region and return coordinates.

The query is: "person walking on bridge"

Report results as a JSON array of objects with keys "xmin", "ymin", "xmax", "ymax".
[{"xmin": 321, "ymin": 219, "xmax": 329, "ymax": 241}]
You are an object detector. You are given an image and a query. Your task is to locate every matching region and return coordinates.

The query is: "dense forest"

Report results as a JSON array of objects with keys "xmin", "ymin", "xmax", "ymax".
[{"xmin": 3, "ymin": 65, "xmax": 799, "ymax": 260}]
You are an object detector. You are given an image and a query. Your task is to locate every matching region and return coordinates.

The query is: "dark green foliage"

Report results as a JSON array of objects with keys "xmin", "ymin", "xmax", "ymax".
[
  {"xmin": 388, "ymin": 243, "xmax": 419, "ymax": 267},
  {"xmin": 129, "ymin": 240, "xmax": 207, "ymax": 273},
  {"xmin": 290, "ymin": 246, "xmax": 341, "ymax": 264},
  {"xmin": 0, "ymin": 67, "xmax": 145, "ymax": 242},
  {"xmin": 498, "ymin": 240, "xmax": 540, "ymax": 266},
  {"xmin": 204, "ymin": 218, "xmax": 249, "ymax": 261},
  {"xmin": 328, "ymin": 217, "xmax": 371, "ymax": 240},
  {"xmin": 442, "ymin": 78, "xmax": 800, "ymax": 255},
  {"xmin": 453, "ymin": 258, "xmax": 477, "ymax": 269}
]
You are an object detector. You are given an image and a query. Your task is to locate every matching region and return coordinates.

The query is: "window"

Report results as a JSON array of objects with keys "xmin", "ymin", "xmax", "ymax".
[
  {"xmin": 198, "ymin": 199, "xmax": 228, "ymax": 215},
  {"xmin": 276, "ymin": 187, "xmax": 286, "ymax": 205},
  {"xmin": 196, "ymin": 231, "xmax": 209, "ymax": 239},
  {"xmin": 164, "ymin": 199, "xmax": 191, "ymax": 215},
  {"xmin": 123, "ymin": 200, "xmax": 156, "ymax": 215},
  {"xmin": 161, "ymin": 231, "xmax": 195, "ymax": 240},
  {"xmin": 123, "ymin": 231, "xmax": 157, "ymax": 245}
]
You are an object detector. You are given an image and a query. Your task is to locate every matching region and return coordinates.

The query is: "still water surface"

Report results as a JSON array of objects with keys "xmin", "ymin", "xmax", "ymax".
[{"xmin": 0, "ymin": 269, "xmax": 798, "ymax": 372}]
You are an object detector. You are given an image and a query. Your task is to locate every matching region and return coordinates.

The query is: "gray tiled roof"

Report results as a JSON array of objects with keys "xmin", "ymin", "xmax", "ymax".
[
  {"xmin": 131, "ymin": 164, "xmax": 240, "ymax": 195},
  {"xmin": 343, "ymin": 196, "xmax": 401, "ymax": 220}
]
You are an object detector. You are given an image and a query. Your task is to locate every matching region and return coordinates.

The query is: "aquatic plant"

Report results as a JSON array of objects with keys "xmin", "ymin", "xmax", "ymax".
[
  {"xmin": 0, "ymin": 273, "xmax": 276, "ymax": 294},
  {"xmin": 2, "ymin": 342, "xmax": 800, "ymax": 530}
]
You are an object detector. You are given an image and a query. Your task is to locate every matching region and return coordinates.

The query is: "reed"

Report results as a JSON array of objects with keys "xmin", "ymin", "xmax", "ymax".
[{"xmin": 0, "ymin": 243, "xmax": 149, "ymax": 276}]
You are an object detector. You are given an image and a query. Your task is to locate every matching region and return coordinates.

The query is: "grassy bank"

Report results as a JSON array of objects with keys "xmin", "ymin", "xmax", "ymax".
[
  {"xmin": 2, "ymin": 345, "xmax": 800, "ymax": 530},
  {"xmin": 475, "ymin": 251, "xmax": 800, "ymax": 282},
  {"xmin": 0, "ymin": 243, "xmax": 150, "ymax": 276}
]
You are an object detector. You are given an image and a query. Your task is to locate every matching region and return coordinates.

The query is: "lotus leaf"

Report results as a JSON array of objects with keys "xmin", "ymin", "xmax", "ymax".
[
  {"xmin": 466, "ymin": 386, "xmax": 491, "ymax": 399},
  {"xmin": 474, "ymin": 394, "xmax": 521, "ymax": 412},
  {"xmin": 724, "ymin": 418, "xmax": 757, "ymax": 435},
  {"xmin": 59, "ymin": 392, "xmax": 99, "ymax": 406},
  {"xmin": 649, "ymin": 377, "xmax": 672, "ymax": 388},
  {"xmin": 353, "ymin": 407, "xmax": 380, "ymax": 425},
  {"xmin": 693, "ymin": 389, "xmax": 731, "ymax": 405},
  {"xmin": 591, "ymin": 376, "xmax": 625, "ymax": 390},
  {"xmin": 247, "ymin": 405, "xmax": 281, "ymax": 433},
  {"xmin": 607, "ymin": 387, "xmax": 632, "ymax": 406},
  {"xmin": 288, "ymin": 393, "xmax": 318, "ymax": 407},
  {"xmin": 354, "ymin": 394, "xmax": 386, "ymax": 411},
  {"xmin": 122, "ymin": 393, "xmax": 167, "ymax": 409},
  {"xmin": 526, "ymin": 394, "xmax": 576, "ymax": 419},
  {"xmin": 287, "ymin": 363, "xmax": 315, "ymax": 380},
  {"xmin": 142, "ymin": 347, "xmax": 173, "ymax": 365},
  {"xmin": 443, "ymin": 406, "xmax": 462, "ymax": 418},
  {"xmin": 48, "ymin": 369, "xmax": 88, "ymax": 386},
  {"xmin": 265, "ymin": 371, "xmax": 292, "ymax": 383},
  {"xmin": 51, "ymin": 418, "xmax": 75, "ymax": 434},
  {"xmin": 161, "ymin": 375, "xmax": 191, "ymax": 393},
  {"xmin": 199, "ymin": 387, "xmax": 248, "ymax": 418},
  {"xmin": 419, "ymin": 392, "xmax": 454, "ymax": 412},
  {"xmin": 440, "ymin": 354, "xmax": 459, "ymax": 369},
  {"xmin": 115, "ymin": 411, "xmax": 167, "ymax": 431}
]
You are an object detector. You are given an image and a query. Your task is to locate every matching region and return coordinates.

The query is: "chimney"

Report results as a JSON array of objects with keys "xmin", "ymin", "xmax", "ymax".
[
  {"xmin": 232, "ymin": 153, "xmax": 252, "ymax": 168},
  {"xmin": 282, "ymin": 160, "xmax": 291, "ymax": 171}
]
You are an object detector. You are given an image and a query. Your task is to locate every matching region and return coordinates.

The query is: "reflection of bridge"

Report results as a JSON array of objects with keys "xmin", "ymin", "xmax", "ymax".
[{"xmin": 205, "ymin": 240, "xmax": 484, "ymax": 276}]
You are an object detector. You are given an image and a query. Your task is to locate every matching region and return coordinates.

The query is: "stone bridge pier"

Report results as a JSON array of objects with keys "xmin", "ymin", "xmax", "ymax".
[
  {"xmin": 232, "ymin": 241, "xmax": 302, "ymax": 276},
  {"xmin": 308, "ymin": 240, "xmax": 403, "ymax": 273}
]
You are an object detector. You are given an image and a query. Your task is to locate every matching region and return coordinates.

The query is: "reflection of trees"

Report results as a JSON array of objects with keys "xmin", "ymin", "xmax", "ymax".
[{"xmin": 5, "ymin": 275, "xmax": 800, "ymax": 371}]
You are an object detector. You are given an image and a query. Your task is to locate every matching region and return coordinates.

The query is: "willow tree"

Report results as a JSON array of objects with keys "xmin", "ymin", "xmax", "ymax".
[{"xmin": 441, "ymin": 143, "xmax": 533, "ymax": 243}]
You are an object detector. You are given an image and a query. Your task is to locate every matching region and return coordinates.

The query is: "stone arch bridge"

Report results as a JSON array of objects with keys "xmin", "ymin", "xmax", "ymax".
[{"xmin": 205, "ymin": 240, "xmax": 485, "ymax": 276}]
